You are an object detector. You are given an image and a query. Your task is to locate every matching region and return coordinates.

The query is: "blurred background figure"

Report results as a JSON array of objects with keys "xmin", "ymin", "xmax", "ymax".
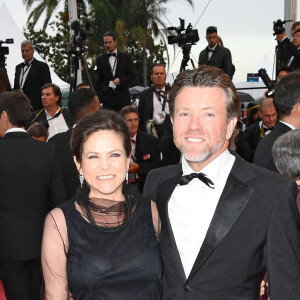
[
  {"xmin": 276, "ymin": 66, "xmax": 292, "ymax": 83},
  {"xmin": 0, "ymin": 68, "xmax": 12, "ymax": 93},
  {"xmin": 216, "ymin": 35, "xmax": 223, "ymax": 47},
  {"xmin": 76, "ymin": 82, "xmax": 90, "ymax": 89},
  {"xmin": 27, "ymin": 122, "xmax": 48, "ymax": 142},
  {"xmin": 245, "ymin": 102, "xmax": 260, "ymax": 127}
]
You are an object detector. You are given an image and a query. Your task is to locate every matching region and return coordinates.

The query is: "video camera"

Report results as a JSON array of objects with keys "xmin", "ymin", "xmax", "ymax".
[
  {"xmin": 67, "ymin": 20, "xmax": 93, "ymax": 54},
  {"xmin": 0, "ymin": 38, "xmax": 14, "ymax": 68},
  {"xmin": 273, "ymin": 19, "xmax": 293, "ymax": 36},
  {"xmin": 258, "ymin": 68, "xmax": 276, "ymax": 97},
  {"xmin": 168, "ymin": 18, "xmax": 199, "ymax": 48}
]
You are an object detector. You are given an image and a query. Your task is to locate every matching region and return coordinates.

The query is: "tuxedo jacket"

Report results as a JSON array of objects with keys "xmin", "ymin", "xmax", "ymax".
[
  {"xmin": 143, "ymin": 156, "xmax": 300, "ymax": 299},
  {"xmin": 198, "ymin": 44, "xmax": 235, "ymax": 79},
  {"xmin": 14, "ymin": 58, "xmax": 52, "ymax": 111},
  {"xmin": 30, "ymin": 107, "xmax": 74, "ymax": 129},
  {"xmin": 235, "ymin": 121, "xmax": 261, "ymax": 163},
  {"xmin": 135, "ymin": 130, "xmax": 161, "ymax": 186},
  {"xmin": 138, "ymin": 86, "xmax": 156, "ymax": 132},
  {"xmin": 277, "ymin": 38, "xmax": 300, "ymax": 70},
  {"xmin": 48, "ymin": 128, "xmax": 79, "ymax": 200},
  {"xmin": 253, "ymin": 121, "xmax": 291, "ymax": 172},
  {"xmin": 0, "ymin": 132, "xmax": 66, "ymax": 260},
  {"xmin": 96, "ymin": 51, "xmax": 134, "ymax": 110}
]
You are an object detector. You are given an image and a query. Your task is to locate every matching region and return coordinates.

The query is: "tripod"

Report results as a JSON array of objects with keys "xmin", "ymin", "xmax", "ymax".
[
  {"xmin": 69, "ymin": 48, "xmax": 95, "ymax": 94},
  {"xmin": 180, "ymin": 44, "xmax": 196, "ymax": 72}
]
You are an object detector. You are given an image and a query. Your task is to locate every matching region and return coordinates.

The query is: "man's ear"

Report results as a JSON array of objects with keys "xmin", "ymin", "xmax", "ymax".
[{"xmin": 226, "ymin": 117, "xmax": 237, "ymax": 140}]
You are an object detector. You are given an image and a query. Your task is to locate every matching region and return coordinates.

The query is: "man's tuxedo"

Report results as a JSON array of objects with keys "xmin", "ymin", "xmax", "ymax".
[
  {"xmin": 14, "ymin": 58, "xmax": 52, "ymax": 110},
  {"xmin": 138, "ymin": 86, "xmax": 156, "ymax": 132},
  {"xmin": 236, "ymin": 121, "xmax": 265, "ymax": 163},
  {"xmin": 96, "ymin": 51, "xmax": 134, "ymax": 111},
  {"xmin": 253, "ymin": 121, "xmax": 291, "ymax": 171},
  {"xmin": 143, "ymin": 156, "xmax": 300, "ymax": 299},
  {"xmin": 48, "ymin": 128, "xmax": 79, "ymax": 200},
  {"xmin": 277, "ymin": 38, "xmax": 300, "ymax": 70},
  {"xmin": 0, "ymin": 132, "xmax": 66, "ymax": 260},
  {"xmin": 198, "ymin": 44, "xmax": 235, "ymax": 79},
  {"xmin": 30, "ymin": 107, "xmax": 74, "ymax": 129},
  {"xmin": 134, "ymin": 130, "xmax": 161, "ymax": 187}
]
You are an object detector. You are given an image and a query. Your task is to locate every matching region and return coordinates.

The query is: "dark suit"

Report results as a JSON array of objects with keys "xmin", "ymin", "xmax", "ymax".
[
  {"xmin": 277, "ymin": 38, "xmax": 300, "ymax": 70},
  {"xmin": 134, "ymin": 130, "xmax": 161, "ymax": 187},
  {"xmin": 253, "ymin": 121, "xmax": 291, "ymax": 171},
  {"xmin": 198, "ymin": 44, "xmax": 235, "ymax": 79},
  {"xmin": 30, "ymin": 107, "xmax": 74, "ymax": 129},
  {"xmin": 235, "ymin": 121, "xmax": 261, "ymax": 162},
  {"xmin": 0, "ymin": 131, "xmax": 66, "ymax": 299},
  {"xmin": 96, "ymin": 51, "xmax": 134, "ymax": 111},
  {"xmin": 138, "ymin": 86, "xmax": 156, "ymax": 132},
  {"xmin": 48, "ymin": 128, "xmax": 79, "ymax": 200},
  {"xmin": 14, "ymin": 58, "xmax": 52, "ymax": 110},
  {"xmin": 143, "ymin": 155, "xmax": 300, "ymax": 299}
]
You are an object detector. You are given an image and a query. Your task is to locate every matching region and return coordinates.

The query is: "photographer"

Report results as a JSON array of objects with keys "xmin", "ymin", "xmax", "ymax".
[{"xmin": 276, "ymin": 21, "xmax": 300, "ymax": 70}]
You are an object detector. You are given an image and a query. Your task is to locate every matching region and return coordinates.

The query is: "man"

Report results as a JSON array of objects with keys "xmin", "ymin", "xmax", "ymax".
[
  {"xmin": 138, "ymin": 64, "xmax": 170, "ymax": 133},
  {"xmin": 0, "ymin": 91, "xmax": 66, "ymax": 300},
  {"xmin": 236, "ymin": 97, "xmax": 277, "ymax": 162},
  {"xmin": 292, "ymin": 28, "xmax": 300, "ymax": 49},
  {"xmin": 254, "ymin": 71, "xmax": 300, "ymax": 171},
  {"xmin": 48, "ymin": 88, "xmax": 100, "ymax": 200},
  {"xmin": 198, "ymin": 26, "xmax": 234, "ymax": 79},
  {"xmin": 96, "ymin": 31, "xmax": 134, "ymax": 111},
  {"xmin": 14, "ymin": 40, "xmax": 52, "ymax": 111},
  {"xmin": 30, "ymin": 83, "xmax": 73, "ymax": 140},
  {"xmin": 120, "ymin": 106, "xmax": 161, "ymax": 189},
  {"xmin": 143, "ymin": 65, "xmax": 300, "ymax": 299}
]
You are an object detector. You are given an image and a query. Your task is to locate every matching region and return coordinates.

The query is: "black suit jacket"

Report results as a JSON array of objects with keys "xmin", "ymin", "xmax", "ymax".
[
  {"xmin": 48, "ymin": 128, "xmax": 79, "ymax": 200},
  {"xmin": 14, "ymin": 58, "xmax": 52, "ymax": 111},
  {"xmin": 0, "ymin": 132, "xmax": 66, "ymax": 260},
  {"xmin": 96, "ymin": 51, "xmax": 134, "ymax": 110},
  {"xmin": 135, "ymin": 130, "xmax": 161, "ymax": 186},
  {"xmin": 143, "ymin": 156, "xmax": 300, "ymax": 299},
  {"xmin": 235, "ymin": 121, "xmax": 261, "ymax": 162},
  {"xmin": 138, "ymin": 86, "xmax": 155, "ymax": 132},
  {"xmin": 253, "ymin": 121, "xmax": 291, "ymax": 171},
  {"xmin": 30, "ymin": 108, "xmax": 74, "ymax": 129},
  {"xmin": 198, "ymin": 44, "xmax": 235, "ymax": 79}
]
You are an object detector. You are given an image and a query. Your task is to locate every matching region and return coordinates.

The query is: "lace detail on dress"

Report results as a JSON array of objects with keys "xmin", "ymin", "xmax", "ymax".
[{"xmin": 75, "ymin": 183, "xmax": 139, "ymax": 232}]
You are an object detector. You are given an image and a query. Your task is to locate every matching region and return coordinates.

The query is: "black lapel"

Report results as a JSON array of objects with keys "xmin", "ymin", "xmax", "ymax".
[
  {"xmin": 24, "ymin": 59, "xmax": 37, "ymax": 85},
  {"xmin": 186, "ymin": 157, "xmax": 254, "ymax": 282},
  {"xmin": 156, "ymin": 166, "xmax": 187, "ymax": 282}
]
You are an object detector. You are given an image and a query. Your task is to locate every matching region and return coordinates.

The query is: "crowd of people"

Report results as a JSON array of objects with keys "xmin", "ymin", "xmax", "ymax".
[{"xmin": 0, "ymin": 23, "xmax": 300, "ymax": 300}]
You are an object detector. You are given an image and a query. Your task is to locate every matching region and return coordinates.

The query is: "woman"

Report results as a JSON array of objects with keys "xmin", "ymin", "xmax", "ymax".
[{"xmin": 42, "ymin": 110, "xmax": 161, "ymax": 299}]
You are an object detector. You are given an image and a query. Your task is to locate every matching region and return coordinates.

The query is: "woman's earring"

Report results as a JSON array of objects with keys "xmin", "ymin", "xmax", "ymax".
[
  {"xmin": 125, "ymin": 171, "xmax": 128, "ymax": 184},
  {"xmin": 79, "ymin": 173, "xmax": 84, "ymax": 188}
]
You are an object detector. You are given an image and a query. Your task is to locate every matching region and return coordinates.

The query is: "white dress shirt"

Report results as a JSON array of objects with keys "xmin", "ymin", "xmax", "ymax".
[
  {"xmin": 168, "ymin": 149, "xmax": 235, "ymax": 278},
  {"xmin": 5, "ymin": 128, "xmax": 26, "ymax": 135},
  {"xmin": 46, "ymin": 108, "xmax": 69, "ymax": 140}
]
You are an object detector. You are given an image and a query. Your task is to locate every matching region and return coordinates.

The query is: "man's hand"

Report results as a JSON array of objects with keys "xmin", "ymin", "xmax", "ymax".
[
  {"xmin": 129, "ymin": 162, "xmax": 139, "ymax": 174},
  {"xmin": 113, "ymin": 78, "xmax": 120, "ymax": 86},
  {"xmin": 276, "ymin": 32, "xmax": 286, "ymax": 42}
]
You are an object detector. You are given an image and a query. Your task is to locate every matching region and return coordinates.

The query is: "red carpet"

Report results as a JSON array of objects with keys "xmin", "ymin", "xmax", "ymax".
[{"xmin": 0, "ymin": 281, "xmax": 6, "ymax": 300}]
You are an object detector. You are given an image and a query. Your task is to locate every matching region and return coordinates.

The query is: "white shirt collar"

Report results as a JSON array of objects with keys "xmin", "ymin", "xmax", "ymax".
[
  {"xmin": 5, "ymin": 127, "xmax": 26, "ymax": 135},
  {"xmin": 279, "ymin": 120, "xmax": 296, "ymax": 130},
  {"xmin": 131, "ymin": 134, "xmax": 137, "ymax": 142},
  {"xmin": 45, "ymin": 107, "xmax": 61, "ymax": 119}
]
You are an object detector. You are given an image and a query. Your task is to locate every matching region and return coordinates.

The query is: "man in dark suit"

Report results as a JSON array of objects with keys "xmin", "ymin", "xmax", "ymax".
[
  {"xmin": 236, "ymin": 97, "xmax": 277, "ymax": 162},
  {"xmin": 0, "ymin": 91, "xmax": 66, "ymax": 300},
  {"xmin": 143, "ymin": 65, "xmax": 300, "ymax": 299},
  {"xmin": 254, "ymin": 71, "xmax": 300, "ymax": 171},
  {"xmin": 48, "ymin": 88, "xmax": 100, "ymax": 200},
  {"xmin": 120, "ymin": 105, "xmax": 161, "ymax": 190},
  {"xmin": 96, "ymin": 31, "xmax": 134, "ymax": 111},
  {"xmin": 14, "ymin": 40, "xmax": 52, "ymax": 111},
  {"xmin": 198, "ymin": 26, "xmax": 235, "ymax": 79},
  {"xmin": 30, "ymin": 83, "xmax": 73, "ymax": 140}
]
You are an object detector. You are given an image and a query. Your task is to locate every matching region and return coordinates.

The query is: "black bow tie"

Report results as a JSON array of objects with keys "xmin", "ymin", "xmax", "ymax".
[
  {"xmin": 263, "ymin": 126, "xmax": 274, "ymax": 132},
  {"xmin": 177, "ymin": 172, "xmax": 215, "ymax": 188},
  {"xmin": 107, "ymin": 53, "xmax": 116, "ymax": 57},
  {"xmin": 23, "ymin": 62, "xmax": 30, "ymax": 67},
  {"xmin": 207, "ymin": 49, "xmax": 214, "ymax": 53}
]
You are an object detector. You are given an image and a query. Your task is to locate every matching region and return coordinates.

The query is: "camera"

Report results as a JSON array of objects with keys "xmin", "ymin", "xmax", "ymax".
[
  {"xmin": 273, "ymin": 19, "xmax": 292, "ymax": 36},
  {"xmin": 258, "ymin": 68, "xmax": 276, "ymax": 97},
  {"xmin": 168, "ymin": 18, "xmax": 199, "ymax": 48},
  {"xmin": 0, "ymin": 38, "xmax": 14, "ymax": 68}
]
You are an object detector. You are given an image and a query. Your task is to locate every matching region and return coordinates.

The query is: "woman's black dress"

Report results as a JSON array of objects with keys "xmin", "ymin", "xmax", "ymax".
[{"xmin": 59, "ymin": 184, "xmax": 161, "ymax": 299}]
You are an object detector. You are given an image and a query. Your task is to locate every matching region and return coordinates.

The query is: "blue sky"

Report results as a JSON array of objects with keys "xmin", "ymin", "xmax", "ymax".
[{"xmin": 2, "ymin": 0, "xmax": 299, "ymax": 82}]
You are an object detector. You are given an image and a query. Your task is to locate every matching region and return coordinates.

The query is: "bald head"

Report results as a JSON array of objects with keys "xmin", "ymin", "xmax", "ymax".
[{"xmin": 259, "ymin": 98, "xmax": 277, "ymax": 128}]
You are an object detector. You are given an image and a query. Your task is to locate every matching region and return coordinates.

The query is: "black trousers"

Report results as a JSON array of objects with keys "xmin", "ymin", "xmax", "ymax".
[{"xmin": 0, "ymin": 257, "xmax": 42, "ymax": 300}]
